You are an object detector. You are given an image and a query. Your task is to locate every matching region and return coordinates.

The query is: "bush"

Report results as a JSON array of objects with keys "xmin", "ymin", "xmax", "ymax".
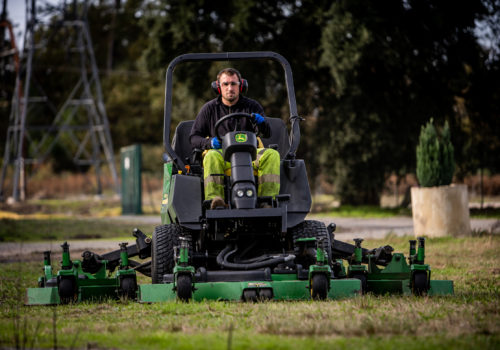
[{"xmin": 416, "ymin": 119, "xmax": 455, "ymax": 187}]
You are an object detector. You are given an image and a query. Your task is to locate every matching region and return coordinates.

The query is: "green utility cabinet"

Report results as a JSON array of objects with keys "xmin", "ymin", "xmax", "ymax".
[{"xmin": 120, "ymin": 144, "xmax": 142, "ymax": 214}]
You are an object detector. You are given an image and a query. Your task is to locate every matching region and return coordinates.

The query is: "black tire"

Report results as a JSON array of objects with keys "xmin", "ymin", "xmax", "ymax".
[
  {"xmin": 176, "ymin": 274, "xmax": 193, "ymax": 302},
  {"xmin": 119, "ymin": 277, "xmax": 137, "ymax": 300},
  {"xmin": 413, "ymin": 271, "xmax": 428, "ymax": 296},
  {"xmin": 258, "ymin": 289, "xmax": 273, "ymax": 301},
  {"xmin": 242, "ymin": 289, "xmax": 258, "ymax": 302},
  {"xmin": 151, "ymin": 224, "xmax": 191, "ymax": 284},
  {"xmin": 58, "ymin": 278, "xmax": 75, "ymax": 304},
  {"xmin": 38, "ymin": 277, "xmax": 45, "ymax": 288},
  {"xmin": 351, "ymin": 273, "xmax": 367, "ymax": 294},
  {"xmin": 290, "ymin": 220, "xmax": 332, "ymax": 267},
  {"xmin": 311, "ymin": 274, "xmax": 329, "ymax": 300}
]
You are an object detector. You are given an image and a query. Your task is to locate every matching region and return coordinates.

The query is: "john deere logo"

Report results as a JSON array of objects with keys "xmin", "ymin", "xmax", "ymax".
[{"xmin": 235, "ymin": 133, "xmax": 247, "ymax": 143}]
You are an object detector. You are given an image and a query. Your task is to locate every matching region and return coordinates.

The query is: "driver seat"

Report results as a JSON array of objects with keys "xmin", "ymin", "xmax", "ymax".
[{"xmin": 172, "ymin": 120, "xmax": 196, "ymax": 165}]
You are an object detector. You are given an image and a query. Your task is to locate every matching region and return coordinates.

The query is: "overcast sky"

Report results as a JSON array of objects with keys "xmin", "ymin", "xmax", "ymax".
[
  {"xmin": 6, "ymin": 0, "xmax": 25, "ymax": 45},
  {"xmin": 5, "ymin": 0, "xmax": 60, "ymax": 47}
]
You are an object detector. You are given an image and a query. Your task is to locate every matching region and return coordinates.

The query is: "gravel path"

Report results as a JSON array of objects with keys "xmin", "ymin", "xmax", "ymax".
[{"xmin": 1, "ymin": 216, "xmax": 498, "ymax": 262}]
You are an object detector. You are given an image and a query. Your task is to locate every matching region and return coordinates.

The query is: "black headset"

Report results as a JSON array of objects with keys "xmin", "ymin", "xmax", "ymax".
[{"xmin": 211, "ymin": 68, "xmax": 248, "ymax": 95}]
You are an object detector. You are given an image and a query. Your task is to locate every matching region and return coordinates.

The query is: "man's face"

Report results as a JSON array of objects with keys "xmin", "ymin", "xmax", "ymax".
[{"xmin": 219, "ymin": 73, "xmax": 240, "ymax": 106}]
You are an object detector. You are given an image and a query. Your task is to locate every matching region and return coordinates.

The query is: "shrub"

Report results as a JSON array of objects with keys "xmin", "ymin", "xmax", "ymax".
[{"xmin": 416, "ymin": 119, "xmax": 455, "ymax": 187}]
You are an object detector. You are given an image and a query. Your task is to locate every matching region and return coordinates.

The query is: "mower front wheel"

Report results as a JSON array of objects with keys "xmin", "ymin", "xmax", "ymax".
[{"xmin": 310, "ymin": 274, "xmax": 329, "ymax": 300}]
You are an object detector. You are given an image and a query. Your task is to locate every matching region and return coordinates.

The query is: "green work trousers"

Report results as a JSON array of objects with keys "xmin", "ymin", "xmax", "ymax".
[{"xmin": 204, "ymin": 148, "xmax": 280, "ymax": 201}]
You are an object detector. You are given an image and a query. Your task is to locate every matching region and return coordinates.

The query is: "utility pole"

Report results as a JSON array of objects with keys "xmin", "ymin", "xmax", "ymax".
[{"xmin": 0, "ymin": 0, "xmax": 119, "ymax": 202}]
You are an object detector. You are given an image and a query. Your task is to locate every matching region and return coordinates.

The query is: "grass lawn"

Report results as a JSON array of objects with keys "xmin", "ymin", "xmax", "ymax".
[
  {"xmin": 1, "ymin": 234, "xmax": 499, "ymax": 349},
  {"xmin": 0, "ymin": 197, "xmax": 159, "ymax": 242},
  {"xmin": 0, "ymin": 217, "xmax": 157, "ymax": 242},
  {"xmin": 313, "ymin": 204, "xmax": 500, "ymax": 219}
]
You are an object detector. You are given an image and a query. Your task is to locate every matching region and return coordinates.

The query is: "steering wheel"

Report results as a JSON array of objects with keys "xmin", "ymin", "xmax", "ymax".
[{"xmin": 214, "ymin": 112, "xmax": 258, "ymax": 142}]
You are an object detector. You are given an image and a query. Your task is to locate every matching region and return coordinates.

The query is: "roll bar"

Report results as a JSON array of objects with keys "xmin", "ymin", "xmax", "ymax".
[{"xmin": 163, "ymin": 51, "xmax": 302, "ymax": 172}]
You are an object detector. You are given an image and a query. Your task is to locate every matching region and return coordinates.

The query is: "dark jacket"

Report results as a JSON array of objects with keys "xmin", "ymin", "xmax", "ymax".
[{"xmin": 189, "ymin": 96, "xmax": 271, "ymax": 150}]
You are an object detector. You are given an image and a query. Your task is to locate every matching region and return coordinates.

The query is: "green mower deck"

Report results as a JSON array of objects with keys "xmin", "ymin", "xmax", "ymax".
[
  {"xmin": 139, "ymin": 277, "xmax": 361, "ymax": 302},
  {"xmin": 25, "ymin": 233, "xmax": 453, "ymax": 305}
]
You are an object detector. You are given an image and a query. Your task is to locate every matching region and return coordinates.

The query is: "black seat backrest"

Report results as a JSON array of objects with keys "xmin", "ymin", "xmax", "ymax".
[
  {"xmin": 260, "ymin": 117, "xmax": 290, "ymax": 159},
  {"xmin": 172, "ymin": 120, "xmax": 195, "ymax": 163},
  {"xmin": 172, "ymin": 118, "xmax": 290, "ymax": 161}
]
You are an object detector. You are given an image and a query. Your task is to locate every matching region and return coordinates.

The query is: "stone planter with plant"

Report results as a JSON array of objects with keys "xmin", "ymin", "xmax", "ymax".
[{"xmin": 411, "ymin": 119, "xmax": 471, "ymax": 237}]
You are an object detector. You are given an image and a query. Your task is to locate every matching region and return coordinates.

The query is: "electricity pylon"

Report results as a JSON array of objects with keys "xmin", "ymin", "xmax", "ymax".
[{"xmin": 0, "ymin": 0, "xmax": 119, "ymax": 201}]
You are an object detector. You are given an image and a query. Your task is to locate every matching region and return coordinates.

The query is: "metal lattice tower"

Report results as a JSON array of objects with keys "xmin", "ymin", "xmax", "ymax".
[{"xmin": 0, "ymin": 0, "xmax": 119, "ymax": 201}]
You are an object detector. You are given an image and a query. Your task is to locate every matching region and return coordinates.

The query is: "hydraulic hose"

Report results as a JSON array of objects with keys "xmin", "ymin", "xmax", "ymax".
[
  {"xmin": 216, "ymin": 245, "xmax": 233, "ymax": 267},
  {"xmin": 223, "ymin": 246, "xmax": 239, "ymax": 266},
  {"xmin": 235, "ymin": 254, "xmax": 280, "ymax": 264},
  {"xmin": 216, "ymin": 244, "xmax": 295, "ymax": 270},
  {"xmin": 225, "ymin": 246, "xmax": 279, "ymax": 264}
]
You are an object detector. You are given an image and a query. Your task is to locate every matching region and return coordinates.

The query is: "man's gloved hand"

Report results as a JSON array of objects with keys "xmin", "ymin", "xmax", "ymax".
[
  {"xmin": 211, "ymin": 137, "xmax": 222, "ymax": 149},
  {"xmin": 252, "ymin": 113, "xmax": 265, "ymax": 125}
]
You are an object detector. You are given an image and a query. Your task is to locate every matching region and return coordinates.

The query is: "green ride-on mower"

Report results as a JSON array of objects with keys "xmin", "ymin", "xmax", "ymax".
[
  {"xmin": 142, "ymin": 51, "xmax": 356, "ymax": 302},
  {"xmin": 26, "ymin": 52, "xmax": 453, "ymax": 305}
]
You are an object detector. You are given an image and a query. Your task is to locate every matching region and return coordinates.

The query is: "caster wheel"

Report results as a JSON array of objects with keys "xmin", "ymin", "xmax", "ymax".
[
  {"xmin": 311, "ymin": 274, "xmax": 328, "ymax": 300},
  {"xmin": 243, "ymin": 289, "xmax": 258, "ymax": 302},
  {"xmin": 38, "ymin": 277, "xmax": 45, "ymax": 288},
  {"xmin": 119, "ymin": 277, "xmax": 137, "ymax": 300},
  {"xmin": 176, "ymin": 274, "xmax": 193, "ymax": 302},
  {"xmin": 351, "ymin": 274, "xmax": 367, "ymax": 294},
  {"xmin": 413, "ymin": 271, "xmax": 428, "ymax": 296},
  {"xmin": 58, "ymin": 278, "xmax": 75, "ymax": 304},
  {"xmin": 258, "ymin": 289, "xmax": 273, "ymax": 301}
]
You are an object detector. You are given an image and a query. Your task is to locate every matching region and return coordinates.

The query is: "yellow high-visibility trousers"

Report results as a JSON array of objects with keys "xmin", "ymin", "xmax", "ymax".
[{"xmin": 203, "ymin": 148, "xmax": 280, "ymax": 201}]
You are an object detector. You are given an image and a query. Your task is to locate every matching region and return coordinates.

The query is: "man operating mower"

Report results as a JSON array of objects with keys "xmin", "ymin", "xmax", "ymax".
[{"xmin": 189, "ymin": 68, "xmax": 280, "ymax": 209}]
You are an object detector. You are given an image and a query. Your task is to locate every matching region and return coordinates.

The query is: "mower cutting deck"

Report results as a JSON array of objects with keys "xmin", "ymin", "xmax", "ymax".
[
  {"xmin": 26, "ymin": 229, "xmax": 151, "ymax": 305},
  {"xmin": 26, "ymin": 229, "xmax": 452, "ymax": 305}
]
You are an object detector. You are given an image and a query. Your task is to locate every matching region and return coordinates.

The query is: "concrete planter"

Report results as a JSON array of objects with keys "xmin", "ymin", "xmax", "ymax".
[{"xmin": 411, "ymin": 184, "xmax": 471, "ymax": 237}]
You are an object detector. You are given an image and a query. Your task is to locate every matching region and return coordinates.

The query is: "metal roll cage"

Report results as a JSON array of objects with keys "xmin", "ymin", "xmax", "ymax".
[{"xmin": 163, "ymin": 51, "xmax": 302, "ymax": 172}]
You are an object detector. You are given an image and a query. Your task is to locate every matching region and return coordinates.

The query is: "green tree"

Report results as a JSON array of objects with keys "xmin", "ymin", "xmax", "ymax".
[
  {"xmin": 416, "ymin": 119, "xmax": 455, "ymax": 187},
  {"xmin": 317, "ymin": 0, "xmax": 490, "ymax": 204}
]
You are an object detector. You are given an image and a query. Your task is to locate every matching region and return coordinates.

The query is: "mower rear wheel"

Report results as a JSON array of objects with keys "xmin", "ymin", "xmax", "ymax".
[
  {"xmin": 413, "ymin": 271, "xmax": 428, "ymax": 296},
  {"xmin": 310, "ymin": 274, "xmax": 329, "ymax": 300},
  {"xmin": 291, "ymin": 220, "xmax": 332, "ymax": 267},
  {"xmin": 176, "ymin": 274, "xmax": 193, "ymax": 302},
  {"xmin": 119, "ymin": 277, "xmax": 137, "ymax": 300},
  {"xmin": 151, "ymin": 224, "xmax": 191, "ymax": 284}
]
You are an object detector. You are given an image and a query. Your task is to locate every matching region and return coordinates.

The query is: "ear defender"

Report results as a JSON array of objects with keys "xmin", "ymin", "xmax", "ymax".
[
  {"xmin": 211, "ymin": 81, "xmax": 221, "ymax": 95},
  {"xmin": 240, "ymin": 79, "xmax": 248, "ymax": 94},
  {"xmin": 211, "ymin": 68, "xmax": 249, "ymax": 96},
  {"xmin": 211, "ymin": 79, "xmax": 249, "ymax": 95}
]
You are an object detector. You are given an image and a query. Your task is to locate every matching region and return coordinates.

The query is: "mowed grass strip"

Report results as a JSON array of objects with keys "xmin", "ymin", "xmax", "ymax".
[{"xmin": 0, "ymin": 235, "xmax": 499, "ymax": 349}]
